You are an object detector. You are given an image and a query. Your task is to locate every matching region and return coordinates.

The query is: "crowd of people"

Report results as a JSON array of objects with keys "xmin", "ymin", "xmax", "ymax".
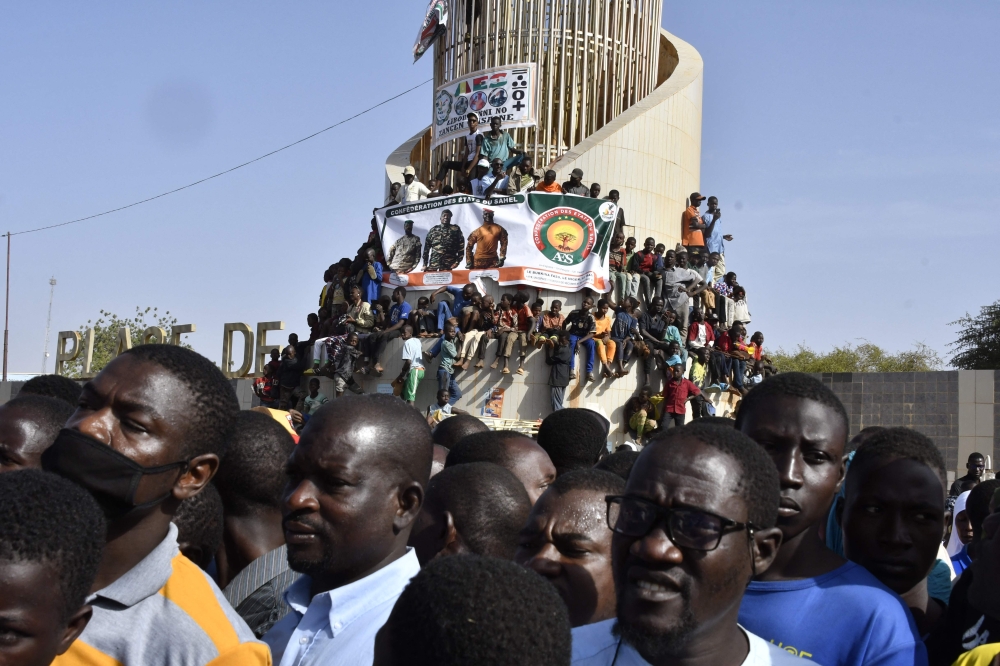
[
  {"xmin": 268, "ymin": 115, "xmax": 770, "ymax": 425},
  {"xmin": 1, "ymin": 359, "xmax": 998, "ymax": 666},
  {"xmin": 5, "ymin": 111, "xmax": 993, "ymax": 666}
]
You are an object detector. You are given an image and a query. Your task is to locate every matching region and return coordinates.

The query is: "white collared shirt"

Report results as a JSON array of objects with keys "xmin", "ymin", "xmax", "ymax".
[
  {"xmin": 263, "ymin": 549, "xmax": 420, "ymax": 666},
  {"xmin": 571, "ymin": 618, "xmax": 813, "ymax": 666},
  {"xmin": 397, "ymin": 180, "xmax": 430, "ymax": 203}
]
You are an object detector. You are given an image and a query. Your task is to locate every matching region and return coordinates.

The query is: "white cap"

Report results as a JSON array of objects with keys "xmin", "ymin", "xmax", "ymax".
[
  {"xmin": 477, "ymin": 158, "xmax": 490, "ymax": 168},
  {"xmin": 402, "ymin": 165, "xmax": 415, "ymax": 176}
]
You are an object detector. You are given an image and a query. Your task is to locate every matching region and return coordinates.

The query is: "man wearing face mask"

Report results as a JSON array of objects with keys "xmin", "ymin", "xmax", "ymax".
[{"xmin": 42, "ymin": 345, "xmax": 269, "ymax": 665}]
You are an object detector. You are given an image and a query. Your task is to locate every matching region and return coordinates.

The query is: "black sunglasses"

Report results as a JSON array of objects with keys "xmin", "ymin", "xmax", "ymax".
[{"xmin": 606, "ymin": 495, "xmax": 755, "ymax": 552}]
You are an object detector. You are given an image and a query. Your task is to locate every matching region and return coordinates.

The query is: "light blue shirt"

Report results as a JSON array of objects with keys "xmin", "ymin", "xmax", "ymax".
[
  {"xmin": 263, "ymin": 549, "xmax": 420, "ymax": 666},
  {"xmin": 572, "ymin": 618, "xmax": 811, "ymax": 666},
  {"xmin": 474, "ymin": 171, "xmax": 509, "ymax": 196},
  {"xmin": 704, "ymin": 211, "xmax": 725, "ymax": 255}
]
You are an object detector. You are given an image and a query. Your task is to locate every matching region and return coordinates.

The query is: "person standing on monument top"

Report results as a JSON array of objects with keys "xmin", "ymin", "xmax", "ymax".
[
  {"xmin": 479, "ymin": 158, "xmax": 511, "ymax": 198},
  {"xmin": 435, "ymin": 112, "xmax": 483, "ymax": 181},
  {"xmin": 510, "ymin": 155, "xmax": 539, "ymax": 193},
  {"xmin": 703, "ymin": 195, "xmax": 733, "ymax": 274},
  {"xmin": 606, "ymin": 189, "xmax": 626, "ymax": 234},
  {"xmin": 683, "ymin": 191, "xmax": 708, "ymax": 253},
  {"xmin": 479, "ymin": 116, "xmax": 522, "ymax": 165},
  {"xmin": 531, "ymin": 169, "xmax": 564, "ymax": 193},
  {"xmin": 396, "ymin": 166, "xmax": 430, "ymax": 203},
  {"xmin": 562, "ymin": 168, "xmax": 590, "ymax": 196}
]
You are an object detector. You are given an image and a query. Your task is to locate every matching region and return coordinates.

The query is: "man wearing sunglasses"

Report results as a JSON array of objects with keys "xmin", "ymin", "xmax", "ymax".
[{"xmin": 571, "ymin": 423, "xmax": 805, "ymax": 666}]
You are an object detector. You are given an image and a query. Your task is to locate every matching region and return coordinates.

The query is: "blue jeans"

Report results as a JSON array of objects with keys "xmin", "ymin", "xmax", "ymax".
[
  {"xmin": 725, "ymin": 357, "xmax": 747, "ymax": 388},
  {"xmin": 569, "ymin": 335, "xmax": 596, "ymax": 373},
  {"xmin": 551, "ymin": 386, "xmax": 565, "ymax": 412},
  {"xmin": 437, "ymin": 368, "xmax": 462, "ymax": 405},
  {"xmin": 436, "ymin": 301, "xmax": 454, "ymax": 331}
]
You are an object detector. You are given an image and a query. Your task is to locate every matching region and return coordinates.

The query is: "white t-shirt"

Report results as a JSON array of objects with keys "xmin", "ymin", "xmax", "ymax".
[
  {"xmin": 470, "ymin": 173, "xmax": 509, "ymax": 197},
  {"xmin": 465, "ymin": 131, "xmax": 483, "ymax": 163},
  {"xmin": 401, "ymin": 338, "xmax": 424, "ymax": 369},
  {"xmin": 690, "ymin": 323, "xmax": 707, "ymax": 348},
  {"xmin": 734, "ymin": 299, "xmax": 751, "ymax": 324},
  {"xmin": 571, "ymin": 618, "xmax": 812, "ymax": 666},
  {"xmin": 397, "ymin": 180, "xmax": 431, "ymax": 203}
]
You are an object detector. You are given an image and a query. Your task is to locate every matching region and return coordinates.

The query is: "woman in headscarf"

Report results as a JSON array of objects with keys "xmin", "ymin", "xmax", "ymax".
[{"xmin": 946, "ymin": 490, "xmax": 975, "ymax": 576}]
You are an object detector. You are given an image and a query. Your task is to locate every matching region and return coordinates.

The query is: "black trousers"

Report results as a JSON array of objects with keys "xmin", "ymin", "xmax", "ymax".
[
  {"xmin": 370, "ymin": 328, "xmax": 402, "ymax": 363},
  {"xmin": 435, "ymin": 160, "xmax": 472, "ymax": 181},
  {"xmin": 665, "ymin": 412, "xmax": 686, "ymax": 428}
]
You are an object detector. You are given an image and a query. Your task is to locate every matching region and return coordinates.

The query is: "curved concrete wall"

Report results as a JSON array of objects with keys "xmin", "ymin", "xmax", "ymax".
[{"xmin": 548, "ymin": 29, "xmax": 703, "ymax": 249}]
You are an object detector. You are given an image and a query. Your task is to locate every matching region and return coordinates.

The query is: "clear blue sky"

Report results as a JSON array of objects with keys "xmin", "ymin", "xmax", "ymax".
[{"xmin": 2, "ymin": 1, "xmax": 997, "ymax": 372}]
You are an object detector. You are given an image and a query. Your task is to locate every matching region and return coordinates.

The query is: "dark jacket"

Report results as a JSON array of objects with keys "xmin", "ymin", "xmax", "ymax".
[
  {"xmin": 547, "ymin": 344, "xmax": 572, "ymax": 388},
  {"xmin": 279, "ymin": 356, "xmax": 307, "ymax": 388},
  {"xmin": 332, "ymin": 346, "xmax": 362, "ymax": 381}
]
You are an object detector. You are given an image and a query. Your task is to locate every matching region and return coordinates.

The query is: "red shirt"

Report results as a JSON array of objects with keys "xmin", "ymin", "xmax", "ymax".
[
  {"xmin": 515, "ymin": 304, "xmax": 533, "ymax": 332},
  {"xmin": 662, "ymin": 378, "xmax": 700, "ymax": 414},
  {"xmin": 632, "ymin": 250, "xmax": 656, "ymax": 274},
  {"xmin": 496, "ymin": 306, "xmax": 518, "ymax": 330},
  {"xmin": 716, "ymin": 331, "xmax": 732, "ymax": 352},
  {"xmin": 687, "ymin": 322, "xmax": 715, "ymax": 344}
]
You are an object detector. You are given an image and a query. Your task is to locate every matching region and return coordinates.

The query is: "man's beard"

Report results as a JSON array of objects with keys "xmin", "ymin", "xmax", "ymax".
[
  {"xmin": 612, "ymin": 577, "xmax": 697, "ymax": 660},
  {"xmin": 284, "ymin": 517, "xmax": 339, "ymax": 579}
]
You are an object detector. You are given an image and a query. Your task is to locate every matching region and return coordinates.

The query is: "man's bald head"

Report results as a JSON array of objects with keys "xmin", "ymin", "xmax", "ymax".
[
  {"xmin": 432, "ymin": 414, "xmax": 488, "ymax": 450},
  {"xmin": 445, "ymin": 430, "xmax": 557, "ymax": 504},
  {"xmin": 306, "ymin": 394, "xmax": 433, "ymax": 487},
  {"xmin": 283, "ymin": 394, "xmax": 432, "ymax": 593}
]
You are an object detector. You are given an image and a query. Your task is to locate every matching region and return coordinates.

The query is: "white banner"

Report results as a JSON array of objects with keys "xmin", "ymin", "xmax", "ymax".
[
  {"xmin": 376, "ymin": 193, "xmax": 617, "ymax": 293},
  {"xmin": 432, "ymin": 63, "xmax": 537, "ymax": 149}
]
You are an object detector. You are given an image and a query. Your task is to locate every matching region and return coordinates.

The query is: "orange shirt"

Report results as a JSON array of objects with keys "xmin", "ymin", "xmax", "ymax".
[
  {"xmin": 535, "ymin": 181, "xmax": 562, "ymax": 193},
  {"xmin": 466, "ymin": 222, "xmax": 509, "ymax": 268},
  {"xmin": 682, "ymin": 205, "xmax": 705, "ymax": 246},
  {"xmin": 594, "ymin": 312, "xmax": 613, "ymax": 336}
]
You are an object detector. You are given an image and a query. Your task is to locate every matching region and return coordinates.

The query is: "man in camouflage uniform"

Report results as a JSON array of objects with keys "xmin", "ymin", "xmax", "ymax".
[
  {"xmin": 387, "ymin": 220, "xmax": 423, "ymax": 273},
  {"xmin": 422, "ymin": 209, "xmax": 464, "ymax": 271}
]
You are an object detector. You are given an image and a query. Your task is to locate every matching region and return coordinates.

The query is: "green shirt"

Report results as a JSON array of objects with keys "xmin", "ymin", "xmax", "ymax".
[
  {"xmin": 481, "ymin": 130, "xmax": 516, "ymax": 162},
  {"xmin": 439, "ymin": 338, "xmax": 458, "ymax": 374}
]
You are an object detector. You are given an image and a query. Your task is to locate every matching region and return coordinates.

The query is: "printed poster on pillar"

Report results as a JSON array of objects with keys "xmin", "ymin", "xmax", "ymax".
[
  {"xmin": 376, "ymin": 193, "xmax": 617, "ymax": 293},
  {"xmin": 431, "ymin": 63, "xmax": 537, "ymax": 149}
]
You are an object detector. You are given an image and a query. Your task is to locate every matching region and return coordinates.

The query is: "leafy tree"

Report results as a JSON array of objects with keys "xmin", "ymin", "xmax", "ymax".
[
  {"xmin": 950, "ymin": 300, "xmax": 1000, "ymax": 369},
  {"xmin": 771, "ymin": 340, "xmax": 943, "ymax": 374},
  {"xmin": 64, "ymin": 307, "xmax": 190, "ymax": 378}
]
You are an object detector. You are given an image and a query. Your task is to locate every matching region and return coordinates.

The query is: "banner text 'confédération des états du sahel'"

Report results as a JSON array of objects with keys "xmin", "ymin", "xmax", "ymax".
[{"xmin": 376, "ymin": 193, "xmax": 618, "ymax": 293}]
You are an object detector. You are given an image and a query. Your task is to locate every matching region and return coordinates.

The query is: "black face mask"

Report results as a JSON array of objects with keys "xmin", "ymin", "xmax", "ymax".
[{"xmin": 42, "ymin": 428, "xmax": 189, "ymax": 521}]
